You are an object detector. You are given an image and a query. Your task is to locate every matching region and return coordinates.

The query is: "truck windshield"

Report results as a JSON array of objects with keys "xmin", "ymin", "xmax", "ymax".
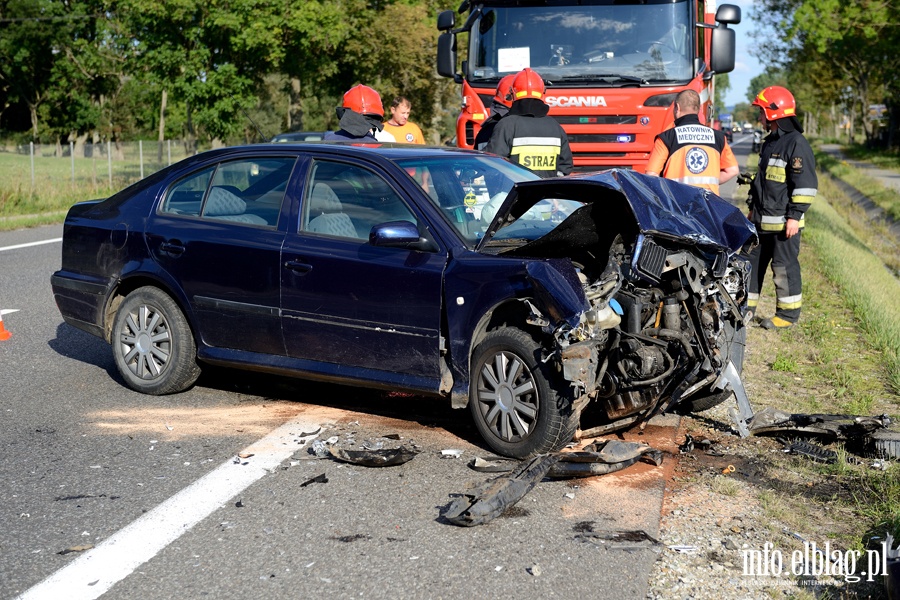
[{"xmin": 469, "ymin": 0, "xmax": 693, "ymax": 85}]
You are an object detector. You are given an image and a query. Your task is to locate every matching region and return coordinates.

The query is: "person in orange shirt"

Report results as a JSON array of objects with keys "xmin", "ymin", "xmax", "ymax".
[
  {"xmin": 383, "ymin": 96, "xmax": 425, "ymax": 144},
  {"xmin": 645, "ymin": 90, "xmax": 739, "ymax": 195}
]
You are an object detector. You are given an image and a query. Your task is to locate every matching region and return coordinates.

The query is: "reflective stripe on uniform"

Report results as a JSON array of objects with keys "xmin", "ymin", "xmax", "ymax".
[
  {"xmin": 792, "ymin": 188, "xmax": 816, "ymax": 205},
  {"xmin": 511, "ymin": 137, "xmax": 561, "ymax": 147},
  {"xmin": 759, "ymin": 215, "xmax": 805, "ymax": 231},
  {"xmin": 747, "ymin": 292, "xmax": 760, "ymax": 308},
  {"xmin": 760, "ymin": 215, "xmax": 786, "ymax": 231},
  {"xmin": 776, "ymin": 294, "xmax": 802, "ymax": 310},
  {"xmin": 510, "ymin": 137, "xmax": 562, "ymax": 171},
  {"xmin": 672, "ymin": 176, "xmax": 719, "ymax": 186}
]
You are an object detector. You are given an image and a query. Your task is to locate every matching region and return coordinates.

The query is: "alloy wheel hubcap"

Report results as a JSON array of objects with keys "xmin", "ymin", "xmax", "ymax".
[{"xmin": 120, "ymin": 304, "xmax": 171, "ymax": 379}]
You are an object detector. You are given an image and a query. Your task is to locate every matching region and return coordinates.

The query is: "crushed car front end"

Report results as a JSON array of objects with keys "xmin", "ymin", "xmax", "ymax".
[{"xmin": 471, "ymin": 169, "xmax": 757, "ymax": 438}]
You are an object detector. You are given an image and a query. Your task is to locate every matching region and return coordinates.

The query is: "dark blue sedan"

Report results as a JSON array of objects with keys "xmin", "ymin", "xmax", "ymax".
[{"xmin": 52, "ymin": 143, "xmax": 756, "ymax": 457}]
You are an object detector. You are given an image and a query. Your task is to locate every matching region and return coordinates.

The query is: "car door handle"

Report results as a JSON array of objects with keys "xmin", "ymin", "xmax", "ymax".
[
  {"xmin": 160, "ymin": 241, "xmax": 185, "ymax": 256},
  {"xmin": 284, "ymin": 260, "xmax": 312, "ymax": 274}
]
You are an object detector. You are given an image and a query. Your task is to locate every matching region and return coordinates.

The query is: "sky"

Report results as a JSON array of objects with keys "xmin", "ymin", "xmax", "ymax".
[{"xmin": 722, "ymin": 0, "xmax": 765, "ymax": 109}]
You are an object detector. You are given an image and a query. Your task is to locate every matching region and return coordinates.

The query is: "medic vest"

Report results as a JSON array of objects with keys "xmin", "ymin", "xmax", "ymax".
[{"xmin": 655, "ymin": 116, "xmax": 730, "ymax": 193}]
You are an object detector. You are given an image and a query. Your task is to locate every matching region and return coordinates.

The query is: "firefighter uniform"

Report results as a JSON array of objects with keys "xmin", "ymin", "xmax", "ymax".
[
  {"xmin": 485, "ymin": 97, "xmax": 573, "ymax": 178},
  {"xmin": 746, "ymin": 124, "xmax": 817, "ymax": 325},
  {"xmin": 645, "ymin": 113, "xmax": 737, "ymax": 195}
]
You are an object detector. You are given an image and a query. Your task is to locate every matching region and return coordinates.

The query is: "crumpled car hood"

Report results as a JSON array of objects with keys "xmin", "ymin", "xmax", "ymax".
[{"xmin": 476, "ymin": 169, "xmax": 757, "ymax": 253}]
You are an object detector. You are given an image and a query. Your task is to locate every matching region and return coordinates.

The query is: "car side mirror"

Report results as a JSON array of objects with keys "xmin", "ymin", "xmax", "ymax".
[{"xmin": 369, "ymin": 221, "xmax": 436, "ymax": 252}]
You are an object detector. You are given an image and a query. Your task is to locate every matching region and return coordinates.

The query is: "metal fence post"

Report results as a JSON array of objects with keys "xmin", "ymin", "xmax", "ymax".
[
  {"xmin": 168, "ymin": 139, "xmax": 172, "ymax": 166},
  {"xmin": 70, "ymin": 141, "xmax": 75, "ymax": 184},
  {"xmin": 108, "ymin": 140, "xmax": 112, "ymax": 188},
  {"xmin": 30, "ymin": 142, "xmax": 35, "ymax": 188},
  {"xmin": 140, "ymin": 140, "xmax": 144, "ymax": 179}
]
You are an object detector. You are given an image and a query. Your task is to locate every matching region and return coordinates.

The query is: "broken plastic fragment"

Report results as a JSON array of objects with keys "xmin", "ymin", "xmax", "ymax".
[
  {"xmin": 57, "ymin": 544, "xmax": 94, "ymax": 555},
  {"xmin": 441, "ymin": 449, "xmax": 463, "ymax": 459},
  {"xmin": 311, "ymin": 440, "xmax": 329, "ymax": 458},
  {"xmin": 469, "ymin": 456, "xmax": 517, "ymax": 472},
  {"xmin": 328, "ymin": 446, "xmax": 419, "ymax": 467},
  {"xmin": 443, "ymin": 454, "xmax": 561, "ymax": 526},
  {"xmin": 300, "ymin": 473, "xmax": 328, "ymax": 487}
]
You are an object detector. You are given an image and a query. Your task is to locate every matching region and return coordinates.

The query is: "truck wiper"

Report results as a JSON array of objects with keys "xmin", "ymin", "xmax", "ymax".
[{"xmin": 547, "ymin": 74, "xmax": 648, "ymax": 85}]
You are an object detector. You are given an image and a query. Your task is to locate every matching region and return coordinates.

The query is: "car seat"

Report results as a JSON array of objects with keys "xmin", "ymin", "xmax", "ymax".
[
  {"xmin": 306, "ymin": 182, "xmax": 359, "ymax": 238},
  {"xmin": 203, "ymin": 186, "xmax": 268, "ymax": 225}
]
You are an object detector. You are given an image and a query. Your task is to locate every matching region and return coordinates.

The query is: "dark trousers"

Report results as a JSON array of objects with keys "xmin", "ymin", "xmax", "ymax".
[{"xmin": 747, "ymin": 231, "xmax": 802, "ymax": 323}]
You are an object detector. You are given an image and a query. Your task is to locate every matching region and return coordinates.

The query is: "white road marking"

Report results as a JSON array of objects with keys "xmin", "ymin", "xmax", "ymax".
[
  {"xmin": 15, "ymin": 417, "xmax": 325, "ymax": 600},
  {"xmin": 0, "ymin": 309, "xmax": 19, "ymax": 316},
  {"xmin": 0, "ymin": 238, "xmax": 62, "ymax": 252}
]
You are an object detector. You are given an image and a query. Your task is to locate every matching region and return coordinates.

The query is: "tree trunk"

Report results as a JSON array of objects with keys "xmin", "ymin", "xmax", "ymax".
[
  {"xmin": 288, "ymin": 77, "xmax": 303, "ymax": 131},
  {"xmin": 185, "ymin": 103, "xmax": 196, "ymax": 155},
  {"xmin": 73, "ymin": 131, "xmax": 89, "ymax": 158},
  {"xmin": 29, "ymin": 103, "xmax": 39, "ymax": 140},
  {"xmin": 157, "ymin": 88, "xmax": 168, "ymax": 162}
]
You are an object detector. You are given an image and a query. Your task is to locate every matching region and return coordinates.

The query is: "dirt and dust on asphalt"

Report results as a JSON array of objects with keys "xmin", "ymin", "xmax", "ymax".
[{"xmin": 162, "ymin": 372, "xmax": 687, "ymax": 599}]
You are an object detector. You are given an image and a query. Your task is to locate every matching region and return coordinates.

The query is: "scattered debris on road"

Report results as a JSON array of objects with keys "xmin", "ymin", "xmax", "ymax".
[
  {"xmin": 300, "ymin": 473, "xmax": 328, "ymax": 487},
  {"xmin": 328, "ymin": 445, "xmax": 419, "ymax": 467},
  {"xmin": 748, "ymin": 406, "xmax": 900, "ymax": 459},
  {"xmin": 443, "ymin": 439, "xmax": 664, "ymax": 526},
  {"xmin": 57, "ymin": 544, "xmax": 94, "ymax": 555}
]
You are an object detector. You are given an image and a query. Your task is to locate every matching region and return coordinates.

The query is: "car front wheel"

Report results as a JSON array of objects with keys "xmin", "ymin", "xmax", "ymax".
[
  {"xmin": 111, "ymin": 286, "xmax": 201, "ymax": 395},
  {"xmin": 469, "ymin": 327, "xmax": 574, "ymax": 458}
]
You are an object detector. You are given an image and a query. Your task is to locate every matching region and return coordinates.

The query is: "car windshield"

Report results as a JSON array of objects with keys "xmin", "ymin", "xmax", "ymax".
[
  {"xmin": 394, "ymin": 154, "xmax": 583, "ymax": 247},
  {"xmin": 469, "ymin": 0, "xmax": 693, "ymax": 84}
]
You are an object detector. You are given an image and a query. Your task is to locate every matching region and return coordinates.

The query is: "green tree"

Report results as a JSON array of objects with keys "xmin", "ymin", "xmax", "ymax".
[
  {"xmin": 0, "ymin": 0, "xmax": 86, "ymax": 138},
  {"xmin": 112, "ymin": 0, "xmax": 290, "ymax": 147},
  {"xmin": 753, "ymin": 0, "xmax": 898, "ymax": 143}
]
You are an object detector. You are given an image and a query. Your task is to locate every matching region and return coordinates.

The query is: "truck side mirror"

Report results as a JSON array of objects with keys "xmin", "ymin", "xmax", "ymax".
[
  {"xmin": 709, "ymin": 4, "xmax": 739, "ymax": 74},
  {"xmin": 715, "ymin": 4, "xmax": 741, "ymax": 25},
  {"xmin": 437, "ymin": 10, "xmax": 456, "ymax": 31},
  {"xmin": 437, "ymin": 32, "xmax": 458, "ymax": 79},
  {"xmin": 710, "ymin": 25, "xmax": 736, "ymax": 73}
]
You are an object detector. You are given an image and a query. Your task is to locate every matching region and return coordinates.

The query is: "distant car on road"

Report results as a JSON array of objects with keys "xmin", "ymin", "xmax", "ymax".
[
  {"xmin": 51, "ymin": 144, "xmax": 755, "ymax": 458},
  {"xmin": 271, "ymin": 131, "xmax": 325, "ymax": 142}
]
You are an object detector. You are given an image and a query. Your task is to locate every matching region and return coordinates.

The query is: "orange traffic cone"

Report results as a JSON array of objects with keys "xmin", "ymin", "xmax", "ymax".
[{"xmin": 0, "ymin": 312, "xmax": 11, "ymax": 341}]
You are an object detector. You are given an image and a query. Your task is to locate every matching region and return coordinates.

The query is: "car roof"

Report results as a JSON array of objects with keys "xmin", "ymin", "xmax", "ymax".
[{"xmin": 252, "ymin": 142, "xmax": 486, "ymax": 161}]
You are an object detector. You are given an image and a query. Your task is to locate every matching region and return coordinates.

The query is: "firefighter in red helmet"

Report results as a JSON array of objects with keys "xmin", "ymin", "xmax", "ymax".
[
  {"xmin": 474, "ymin": 74, "xmax": 515, "ymax": 151},
  {"xmin": 485, "ymin": 68, "xmax": 572, "ymax": 178},
  {"xmin": 745, "ymin": 85, "xmax": 817, "ymax": 329},
  {"xmin": 325, "ymin": 84, "xmax": 395, "ymax": 142}
]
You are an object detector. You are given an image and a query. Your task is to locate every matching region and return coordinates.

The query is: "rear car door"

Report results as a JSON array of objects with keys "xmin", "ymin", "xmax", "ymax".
[
  {"xmin": 280, "ymin": 158, "xmax": 447, "ymax": 391},
  {"xmin": 146, "ymin": 156, "xmax": 297, "ymax": 354}
]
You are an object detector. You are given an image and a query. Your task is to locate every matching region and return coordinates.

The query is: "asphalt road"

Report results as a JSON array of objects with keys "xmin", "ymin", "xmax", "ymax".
[{"xmin": 0, "ymin": 224, "xmax": 678, "ymax": 600}]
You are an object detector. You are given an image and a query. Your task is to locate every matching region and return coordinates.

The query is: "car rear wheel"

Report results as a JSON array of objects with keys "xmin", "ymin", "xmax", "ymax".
[
  {"xmin": 469, "ymin": 327, "xmax": 575, "ymax": 459},
  {"xmin": 112, "ymin": 287, "xmax": 201, "ymax": 395}
]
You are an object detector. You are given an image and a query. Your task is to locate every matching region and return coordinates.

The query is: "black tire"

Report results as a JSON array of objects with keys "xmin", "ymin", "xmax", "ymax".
[
  {"xmin": 469, "ymin": 327, "xmax": 575, "ymax": 458},
  {"xmin": 679, "ymin": 321, "xmax": 746, "ymax": 413},
  {"xmin": 112, "ymin": 286, "xmax": 201, "ymax": 395}
]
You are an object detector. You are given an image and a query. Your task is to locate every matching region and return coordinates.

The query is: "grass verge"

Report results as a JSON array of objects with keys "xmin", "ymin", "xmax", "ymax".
[
  {"xmin": 815, "ymin": 149, "xmax": 900, "ymax": 223},
  {"xmin": 729, "ymin": 161, "xmax": 900, "ymax": 592}
]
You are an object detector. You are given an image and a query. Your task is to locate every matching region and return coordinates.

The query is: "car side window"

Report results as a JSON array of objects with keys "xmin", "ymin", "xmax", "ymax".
[
  {"xmin": 161, "ymin": 158, "xmax": 296, "ymax": 228},
  {"xmin": 302, "ymin": 160, "xmax": 418, "ymax": 240}
]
